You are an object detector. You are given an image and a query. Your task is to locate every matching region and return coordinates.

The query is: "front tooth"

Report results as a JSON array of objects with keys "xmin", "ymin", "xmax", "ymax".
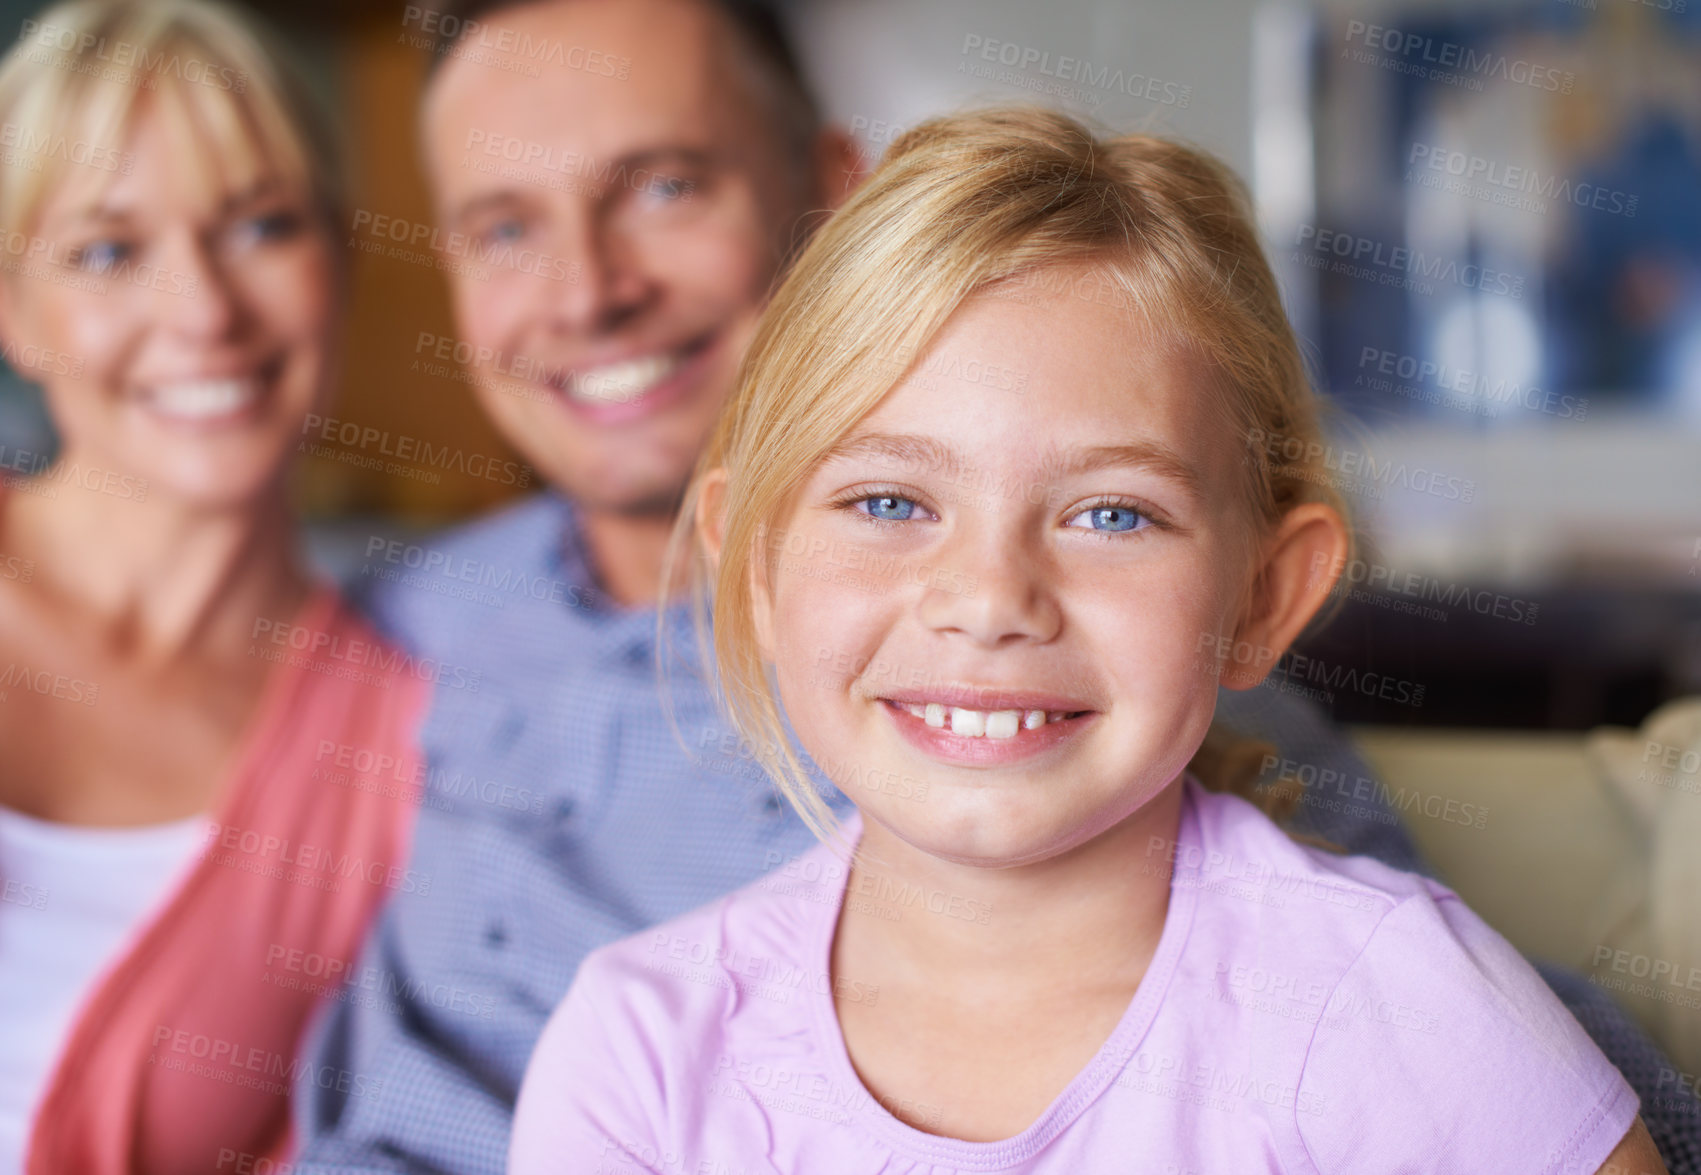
[
  {"xmin": 949, "ymin": 707, "xmax": 986, "ymax": 737},
  {"xmin": 570, "ymin": 354, "xmax": 676, "ymax": 403},
  {"xmin": 904, "ymin": 703, "xmax": 926, "ymax": 719},
  {"xmin": 924, "ymin": 703, "xmax": 946, "ymax": 728},
  {"xmin": 985, "ymin": 711, "xmax": 1020, "ymax": 739},
  {"xmin": 152, "ymin": 378, "xmax": 256, "ymax": 418},
  {"xmin": 1023, "ymin": 710, "xmax": 1046, "ymax": 730}
]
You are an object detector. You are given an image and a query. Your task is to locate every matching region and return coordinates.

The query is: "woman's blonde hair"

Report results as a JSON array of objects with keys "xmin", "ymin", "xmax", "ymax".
[
  {"xmin": 669, "ymin": 106, "xmax": 1345, "ymax": 841},
  {"xmin": 0, "ymin": 0, "xmax": 341, "ymax": 242}
]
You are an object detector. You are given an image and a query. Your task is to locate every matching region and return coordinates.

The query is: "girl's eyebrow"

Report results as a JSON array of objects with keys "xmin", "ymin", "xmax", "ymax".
[
  {"xmin": 821, "ymin": 433, "xmax": 1203, "ymax": 500},
  {"xmin": 1041, "ymin": 443, "xmax": 1204, "ymax": 500},
  {"xmin": 820, "ymin": 432, "xmax": 955, "ymax": 475}
]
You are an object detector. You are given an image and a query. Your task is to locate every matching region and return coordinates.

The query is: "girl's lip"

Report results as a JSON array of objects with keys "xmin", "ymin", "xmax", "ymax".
[
  {"xmin": 880, "ymin": 688, "xmax": 1092, "ymax": 713},
  {"xmin": 546, "ymin": 329, "xmax": 720, "ymax": 426},
  {"xmin": 882, "ymin": 698, "xmax": 1096, "ymax": 766}
]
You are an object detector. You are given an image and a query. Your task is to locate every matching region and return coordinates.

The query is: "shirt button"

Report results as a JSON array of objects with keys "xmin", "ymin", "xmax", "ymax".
[{"xmin": 491, "ymin": 711, "xmax": 524, "ymax": 752}]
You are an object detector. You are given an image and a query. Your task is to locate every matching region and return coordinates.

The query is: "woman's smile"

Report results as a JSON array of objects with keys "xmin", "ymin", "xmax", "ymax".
[{"xmin": 129, "ymin": 355, "xmax": 286, "ymax": 430}]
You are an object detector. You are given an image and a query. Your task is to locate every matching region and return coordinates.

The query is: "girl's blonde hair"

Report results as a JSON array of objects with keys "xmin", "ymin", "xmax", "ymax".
[
  {"xmin": 0, "ymin": 0, "xmax": 341, "ymax": 243},
  {"xmin": 670, "ymin": 106, "xmax": 1345, "ymax": 841}
]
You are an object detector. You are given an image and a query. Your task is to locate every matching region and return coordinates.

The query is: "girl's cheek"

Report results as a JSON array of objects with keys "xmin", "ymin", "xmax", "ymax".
[
  {"xmin": 777, "ymin": 572, "xmax": 844, "ymax": 660},
  {"xmin": 777, "ymin": 564, "xmax": 887, "ymax": 680}
]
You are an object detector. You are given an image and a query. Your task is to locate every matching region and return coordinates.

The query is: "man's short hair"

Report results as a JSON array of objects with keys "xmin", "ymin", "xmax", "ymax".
[{"xmin": 421, "ymin": 0, "xmax": 822, "ymax": 161}]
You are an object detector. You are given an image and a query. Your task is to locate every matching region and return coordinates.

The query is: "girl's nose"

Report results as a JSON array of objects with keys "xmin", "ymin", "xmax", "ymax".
[{"xmin": 915, "ymin": 525, "xmax": 1062, "ymax": 648}]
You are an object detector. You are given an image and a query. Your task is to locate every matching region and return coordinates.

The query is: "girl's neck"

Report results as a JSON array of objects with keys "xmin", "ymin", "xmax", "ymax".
[
  {"xmin": 2, "ymin": 454, "xmax": 309, "ymax": 663},
  {"xmin": 835, "ymin": 778, "xmax": 1186, "ymax": 999}
]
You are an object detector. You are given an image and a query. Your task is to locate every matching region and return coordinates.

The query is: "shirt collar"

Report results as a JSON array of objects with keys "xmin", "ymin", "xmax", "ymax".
[{"xmin": 550, "ymin": 493, "xmax": 705, "ymax": 673}]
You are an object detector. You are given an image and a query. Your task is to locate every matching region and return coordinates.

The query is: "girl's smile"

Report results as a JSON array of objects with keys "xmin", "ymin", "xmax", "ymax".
[{"xmin": 879, "ymin": 694, "xmax": 1096, "ymax": 766}]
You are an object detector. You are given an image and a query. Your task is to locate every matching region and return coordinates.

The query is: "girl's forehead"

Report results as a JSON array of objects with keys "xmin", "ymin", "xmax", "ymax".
[
  {"xmin": 869, "ymin": 294, "xmax": 1210, "ymax": 433},
  {"xmin": 808, "ymin": 290, "xmax": 1243, "ymax": 507},
  {"xmin": 936, "ymin": 279, "xmax": 1191, "ymax": 378}
]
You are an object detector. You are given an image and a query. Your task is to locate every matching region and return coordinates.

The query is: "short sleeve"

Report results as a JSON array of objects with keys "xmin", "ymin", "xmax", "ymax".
[
  {"xmin": 508, "ymin": 958, "xmax": 665, "ymax": 1175},
  {"xmin": 1294, "ymin": 890, "xmax": 1639, "ymax": 1175}
]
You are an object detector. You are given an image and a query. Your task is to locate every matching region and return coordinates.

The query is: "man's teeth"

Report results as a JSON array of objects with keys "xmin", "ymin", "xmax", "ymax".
[
  {"xmin": 149, "ymin": 377, "xmax": 259, "ymax": 419},
  {"xmin": 566, "ymin": 353, "xmax": 679, "ymax": 403},
  {"xmin": 905, "ymin": 703, "xmax": 1072, "ymax": 739}
]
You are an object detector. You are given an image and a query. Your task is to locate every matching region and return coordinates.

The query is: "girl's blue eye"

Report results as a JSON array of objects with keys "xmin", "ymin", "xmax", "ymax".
[
  {"xmin": 1067, "ymin": 505, "xmax": 1148, "ymax": 533},
  {"xmin": 486, "ymin": 218, "xmax": 526, "ymax": 243},
  {"xmin": 856, "ymin": 494, "xmax": 917, "ymax": 521}
]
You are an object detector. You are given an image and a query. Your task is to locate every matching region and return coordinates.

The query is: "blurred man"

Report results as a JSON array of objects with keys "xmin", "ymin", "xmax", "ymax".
[
  {"xmin": 293, "ymin": 1, "xmax": 1697, "ymax": 1172},
  {"xmin": 293, "ymin": 5, "xmax": 865, "ymax": 1171}
]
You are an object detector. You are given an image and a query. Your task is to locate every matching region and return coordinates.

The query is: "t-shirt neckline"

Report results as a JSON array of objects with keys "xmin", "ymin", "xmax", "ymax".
[{"xmin": 804, "ymin": 779, "xmax": 1203, "ymax": 1170}]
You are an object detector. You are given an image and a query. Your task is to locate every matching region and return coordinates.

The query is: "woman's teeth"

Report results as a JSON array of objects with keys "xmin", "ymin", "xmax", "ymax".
[
  {"xmin": 567, "ymin": 353, "xmax": 680, "ymax": 403},
  {"xmin": 903, "ymin": 702, "xmax": 1072, "ymax": 739},
  {"xmin": 148, "ymin": 377, "xmax": 260, "ymax": 420}
]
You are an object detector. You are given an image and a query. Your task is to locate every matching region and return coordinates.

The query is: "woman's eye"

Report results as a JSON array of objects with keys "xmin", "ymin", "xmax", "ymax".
[
  {"xmin": 855, "ymin": 494, "xmax": 919, "ymax": 521},
  {"xmin": 1065, "ymin": 505, "xmax": 1149, "ymax": 533},
  {"xmin": 232, "ymin": 210, "xmax": 303, "ymax": 247},
  {"xmin": 69, "ymin": 240, "xmax": 127, "ymax": 273}
]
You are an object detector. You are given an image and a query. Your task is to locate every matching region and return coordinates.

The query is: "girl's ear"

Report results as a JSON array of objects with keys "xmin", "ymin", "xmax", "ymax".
[
  {"xmin": 694, "ymin": 467, "xmax": 730, "ymax": 567},
  {"xmin": 1220, "ymin": 502, "xmax": 1350, "ymax": 690},
  {"xmin": 696, "ymin": 467, "xmax": 778, "ymax": 659},
  {"xmin": 750, "ymin": 553, "xmax": 777, "ymax": 663}
]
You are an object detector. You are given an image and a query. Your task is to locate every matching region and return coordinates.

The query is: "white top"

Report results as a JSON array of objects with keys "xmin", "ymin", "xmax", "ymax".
[{"xmin": 0, "ymin": 806, "xmax": 207, "ymax": 1175}]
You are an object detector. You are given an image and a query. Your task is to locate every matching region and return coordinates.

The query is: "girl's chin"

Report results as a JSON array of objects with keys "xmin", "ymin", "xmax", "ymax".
[
  {"xmin": 860, "ymin": 775, "xmax": 1175, "ymax": 873},
  {"xmin": 864, "ymin": 796, "xmax": 1088, "ymax": 870}
]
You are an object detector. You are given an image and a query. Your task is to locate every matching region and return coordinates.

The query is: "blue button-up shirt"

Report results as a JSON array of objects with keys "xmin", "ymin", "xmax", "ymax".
[{"xmin": 288, "ymin": 492, "xmax": 1431, "ymax": 1174}]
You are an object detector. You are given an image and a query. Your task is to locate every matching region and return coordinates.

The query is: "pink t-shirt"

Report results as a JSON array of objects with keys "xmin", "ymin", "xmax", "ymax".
[{"xmin": 510, "ymin": 778, "xmax": 1638, "ymax": 1174}]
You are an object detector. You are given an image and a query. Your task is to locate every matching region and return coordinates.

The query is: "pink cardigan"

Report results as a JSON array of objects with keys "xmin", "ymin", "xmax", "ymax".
[{"xmin": 25, "ymin": 585, "xmax": 430, "ymax": 1175}]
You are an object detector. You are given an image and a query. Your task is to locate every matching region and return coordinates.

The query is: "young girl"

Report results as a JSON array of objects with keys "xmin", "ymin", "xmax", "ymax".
[{"xmin": 509, "ymin": 108, "xmax": 1663, "ymax": 1174}]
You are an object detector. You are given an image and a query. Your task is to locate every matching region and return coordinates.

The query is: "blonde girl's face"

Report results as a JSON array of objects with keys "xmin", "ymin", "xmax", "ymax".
[{"xmin": 755, "ymin": 278, "xmax": 1270, "ymax": 868}]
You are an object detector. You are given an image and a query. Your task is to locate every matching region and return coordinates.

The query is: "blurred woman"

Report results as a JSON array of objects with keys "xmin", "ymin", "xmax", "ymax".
[{"xmin": 0, "ymin": 2, "xmax": 428, "ymax": 1171}]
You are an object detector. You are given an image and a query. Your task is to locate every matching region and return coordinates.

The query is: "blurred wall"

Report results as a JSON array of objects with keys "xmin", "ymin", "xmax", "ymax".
[{"xmin": 796, "ymin": 0, "xmax": 1260, "ymax": 175}]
